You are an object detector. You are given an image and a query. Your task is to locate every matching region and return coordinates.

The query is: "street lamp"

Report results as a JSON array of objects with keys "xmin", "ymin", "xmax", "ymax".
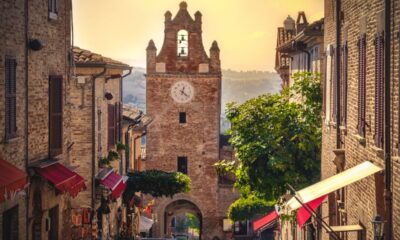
[{"xmin": 372, "ymin": 215, "xmax": 384, "ymax": 240}]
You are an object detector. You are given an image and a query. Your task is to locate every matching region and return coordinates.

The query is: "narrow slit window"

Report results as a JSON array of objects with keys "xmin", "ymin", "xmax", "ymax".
[
  {"xmin": 177, "ymin": 156, "xmax": 188, "ymax": 174},
  {"xmin": 179, "ymin": 112, "xmax": 186, "ymax": 123}
]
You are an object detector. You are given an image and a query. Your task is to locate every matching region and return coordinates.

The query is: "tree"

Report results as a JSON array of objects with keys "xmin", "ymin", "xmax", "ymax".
[
  {"xmin": 226, "ymin": 72, "xmax": 322, "ymax": 203},
  {"xmin": 123, "ymin": 170, "xmax": 191, "ymax": 203}
]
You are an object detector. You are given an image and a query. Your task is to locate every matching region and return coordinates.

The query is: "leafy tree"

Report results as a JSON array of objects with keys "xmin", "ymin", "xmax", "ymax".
[
  {"xmin": 228, "ymin": 195, "xmax": 274, "ymax": 221},
  {"xmin": 123, "ymin": 170, "xmax": 191, "ymax": 203},
  {"xmin": 226, "ymin": 72, "xmax": 322, "ymax": 202}
]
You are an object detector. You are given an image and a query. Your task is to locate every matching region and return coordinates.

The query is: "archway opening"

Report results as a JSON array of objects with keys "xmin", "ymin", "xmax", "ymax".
[{"xmin": 164, "ymin": 200, "xmax": 202, "ymax": 240}]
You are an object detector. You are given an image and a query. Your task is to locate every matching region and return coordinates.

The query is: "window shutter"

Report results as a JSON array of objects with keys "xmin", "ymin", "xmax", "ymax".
[
  {"xmin": 49, "ymin": 76, "xmax": 63, "ymax": 156},
  {"xmin": 374, "ymin": 35, "xmax": 384, "ymax": 148},
  {"xmin": 358, "ymin": 35, "xmax": 367, "ymax": 137},
  {"xmin": 332, "ymin": 49, "xmax": 337, "ymax": 121},
  {"xmin": 5, "ymin": 58, "xmax": 17, "ymax": 140},
  {"xmin": 108, "ymin": 104, "xmax": 115, "ymax": 149},
  {"xmin": 341, "ymin": 43, "xmax": 348, "ymax": 126},
  {"xmin": 114, "ymin": 102, "xmax": 121, "ymax": 143}
]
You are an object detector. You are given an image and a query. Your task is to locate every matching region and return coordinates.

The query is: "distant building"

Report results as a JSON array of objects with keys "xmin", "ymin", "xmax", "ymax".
[
  {"xmin": 70, "ymin": 46, "xmax": 132, "ymax": 239},
  {"xmin": 275, "ymin": 12, "xmax": 324, "ymax": 89}
]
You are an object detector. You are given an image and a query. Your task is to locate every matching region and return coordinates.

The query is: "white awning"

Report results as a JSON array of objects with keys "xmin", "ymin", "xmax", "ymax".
[
  {"xmin": 326, "ymin": 224, "xmax": 364, "ymax": 232},
  {"xmin": 286, "ymin": 161, "xmax": 382, "ymax": 211}
]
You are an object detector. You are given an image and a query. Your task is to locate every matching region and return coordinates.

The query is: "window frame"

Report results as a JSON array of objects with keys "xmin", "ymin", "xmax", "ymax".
[
  {"xmin": 177, "ymin": 156, "xmax": 188, "ymax": 174},
  {"xmin": 5, "ymin": 57, "xmax": 17, "ymax": 140},
  {"xmin": 48, "ymin": 0, "xmax": 58, "ymax": 20},
  {"xmin": 179, "ymin": 112, "xmax": 187, "ymax": 124}
]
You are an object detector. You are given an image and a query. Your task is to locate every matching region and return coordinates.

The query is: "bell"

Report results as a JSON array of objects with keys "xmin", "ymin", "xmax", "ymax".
[
  {"xmin": 180, "ymin": 48, "xmax": 186, "ymax": 55},
  {"xmin": 180, "ymin": 35, "xmax": 186, "ymax": 41}
]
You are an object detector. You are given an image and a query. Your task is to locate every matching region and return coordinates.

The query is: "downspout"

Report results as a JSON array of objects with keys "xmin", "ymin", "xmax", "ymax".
[
  {"xmin": 384, "ymin": 0, "xmax": 392, "ymax": 238},
  {"xmin": 91, "ymin": 67, "xmax": 107, "ymax": 210},
  {"xmin": 335, "ymin": 0, "xmax": 341, "ymax": 149},
  {"xmin": 24, "ymin": 0, "xmax": 29, "ymax": 239}
]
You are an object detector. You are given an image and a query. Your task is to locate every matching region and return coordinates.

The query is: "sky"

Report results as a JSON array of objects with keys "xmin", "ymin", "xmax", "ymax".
[{"xmin": 72, "ymin": 0, "xmax": 323, "ymax": 72}]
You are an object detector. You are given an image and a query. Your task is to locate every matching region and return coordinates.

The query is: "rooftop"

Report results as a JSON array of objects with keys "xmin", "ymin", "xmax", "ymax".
[{"xmin": 73, "ymin": 46, "xmax": 131, "ymax": 69}]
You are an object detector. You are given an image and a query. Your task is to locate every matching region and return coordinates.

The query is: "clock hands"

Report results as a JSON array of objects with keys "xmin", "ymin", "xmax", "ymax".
[{"xmin": 180, "ymin": 86, "xmax": 189, "ymax": 97}]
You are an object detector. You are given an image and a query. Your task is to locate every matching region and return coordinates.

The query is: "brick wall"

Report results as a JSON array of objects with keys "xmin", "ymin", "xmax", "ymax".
[{"xmin": 321, "ymin": 0, "xmax": 400, "ymax": 239}]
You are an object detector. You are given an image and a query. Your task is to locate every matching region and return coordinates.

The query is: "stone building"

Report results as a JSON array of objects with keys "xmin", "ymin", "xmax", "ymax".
[
  {"xmin": 320, "ymin": 0, "xmax": 400, "ymax": 239},
  {"xmin": 0, "ymin": 1, "xmax": 89, "ymax": 240},
  {"xmin": 145, "ymin": 2, "xmax": 238, "ymax": 239},
  {"xmin": 275, "ymin": 12, "xmax": 324, "ymax": 88},
  {"xmin": 122, "ymin": 105, "xmax": 151, "ymax": 172},
  {"xmin": 69, "ymin": 46, "xmax": 132, "ymax": 239}
]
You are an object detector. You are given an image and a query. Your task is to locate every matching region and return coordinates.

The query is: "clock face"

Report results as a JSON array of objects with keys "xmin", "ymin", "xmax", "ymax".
[{"xmin": 171, "ymin": 81, "xmax": 194, "ymax": 103}]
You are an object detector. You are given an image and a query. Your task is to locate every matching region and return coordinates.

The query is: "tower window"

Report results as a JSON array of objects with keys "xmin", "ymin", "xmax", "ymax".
[
  {"xmin": 177, "ymin": 156, "xmax": 188, "ymax": 174},
  {"xmin": 177, "ymin": 29, "xmax": 188, "ymax": 57},
  {"xmin": 179, "ymin": 112, "xmax": 186, "ymax": 123}
]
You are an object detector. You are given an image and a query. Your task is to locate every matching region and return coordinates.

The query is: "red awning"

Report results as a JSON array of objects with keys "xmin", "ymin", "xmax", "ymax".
[
  {"xmin": 0, "ymin": 159, "xmax": 27, "ymax": 203},
  {"xmin": 36, "ymin": 163, "xmax": 86, "ymax": 198},
  {"xmin": 297, "ymin": 194, "xmax": 327, "ymax": 227},
  {"xmin": 99, "ymin": 171, "xmax": 126, "ymax": 199},
  {"xmin": 253, "ymin": 210, "xmax": 278, "ymax": 232}
]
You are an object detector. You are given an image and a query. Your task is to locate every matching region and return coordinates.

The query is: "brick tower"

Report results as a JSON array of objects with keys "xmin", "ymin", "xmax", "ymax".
[{"xmin": 145, "ymin": 2, "xmax": 228, "ymax": 239}]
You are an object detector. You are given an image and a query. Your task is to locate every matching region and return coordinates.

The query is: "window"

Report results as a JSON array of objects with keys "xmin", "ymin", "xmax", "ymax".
[
  {"xmin": 49, "ymin": 75, "xmax": 63, "ymax": 156},
  {"xmin": 179, "ymin": 112, "xmax": 186, "ymax": 123},
  {"xmin": 177, "ymin": 29, "xmax": 188, "ymax": 57},
  {"xmin": 5, "ymin": 57, "xmax": 17, "ymax": 140},
  {"xmin": 357, "ymin": 35, "xmax": 367, "ymax": 137},
  {"xmin": 48, "ymin": 205, "xmax": 59, "ymax": 240},
  {"xmin": 374, "ymin": 34, "xmax": 384, "ymax": 148},
  {"xmin": 3, "ymin": 205, "xmax": 18, "ymax": 240},
  {"xmin": 177, "ymin": 156, "xmax": 188, "ymax": 174},
  {"xmin": 48, "ymin": 0, "xmax": 58, "ymax": 20},
  {"xmin": 108, "ymin": 104, "xmax": 116, "ymax": 149},
  {"xmin": 341, "ymin": 42, "xmax": 348, "ymax": 126}
]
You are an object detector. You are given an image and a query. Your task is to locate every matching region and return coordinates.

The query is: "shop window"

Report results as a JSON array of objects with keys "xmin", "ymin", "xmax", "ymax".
[{"xmin": 3, "ymin": 205, "xmax": 18, "ymax": 240}]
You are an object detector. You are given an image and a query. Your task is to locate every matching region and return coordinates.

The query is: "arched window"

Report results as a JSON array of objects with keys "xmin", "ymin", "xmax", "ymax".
[{"xmin": 177, "ymin": 30, "xmax": 188, "ymax": 57}]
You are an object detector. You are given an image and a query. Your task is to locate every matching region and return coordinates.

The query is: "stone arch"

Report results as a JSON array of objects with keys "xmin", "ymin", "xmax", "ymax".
[{"xmin": 155, "ymin": 195, "xmax": 204, "ymax": 239}]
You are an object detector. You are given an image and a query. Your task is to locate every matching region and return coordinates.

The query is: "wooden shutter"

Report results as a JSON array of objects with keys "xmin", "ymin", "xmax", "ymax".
[
  {"xmin": 108, "ymin": 104, "xmax": 115, "ymax": 149},
  {"xmin": 115, "ymin": 102, "xmax": 121, "ymax": 143},
  {"xmin": 5, "ymin": 58, "xmax": 17, "ymax": 140},
  {"xmin": 358, "ymin": 35, "xmax": 367, "ymax": 137},
  {"xmin": 341, "ymin": 43, "xmax": 348, "ymax": 126},
  {"xmin": 332, "ymin": 49, "xmax": 337, "ymax": 121},
  {"xmin": 49, "ymin": 75, "xmax": 63, "ymax": 156},
  {"xmin": 374, "ymin": 35, "xmax": 384, "ymax": 148}
]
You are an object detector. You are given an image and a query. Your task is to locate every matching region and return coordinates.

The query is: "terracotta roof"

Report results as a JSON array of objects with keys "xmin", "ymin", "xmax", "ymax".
[
  {"xmin": 123, "ymin": 105, "xmax": 152, "ymax": 128},
  {"xmin": 73, "ymin": 46, "xmax": 131, "ymax": 69}
]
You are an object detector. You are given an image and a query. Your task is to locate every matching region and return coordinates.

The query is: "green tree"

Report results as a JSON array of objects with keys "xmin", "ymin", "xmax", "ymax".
[
  {"xmin": 123, "ymin": 170, "xmax": 191, "ymax": 203},
  {"xmin": 226, "ymin": 72, "xmax": 321, "ymax": 203}
]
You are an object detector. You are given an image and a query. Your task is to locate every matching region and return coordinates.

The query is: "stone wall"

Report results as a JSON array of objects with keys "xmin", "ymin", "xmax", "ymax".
[{"xmin": 321, "ymin": 0, "xmax": 400, "ymax": 239}]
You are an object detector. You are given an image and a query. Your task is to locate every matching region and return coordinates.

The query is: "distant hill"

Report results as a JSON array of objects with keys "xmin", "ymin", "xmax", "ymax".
[{"xmin": 123, "ymin": 68, "xmax": 281, "ymax": 132}]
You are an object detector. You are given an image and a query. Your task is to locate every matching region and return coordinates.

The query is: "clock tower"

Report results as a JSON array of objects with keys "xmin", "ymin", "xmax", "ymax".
[{"xmin": 145, "ymin": 2, "xmax": 233, "ymax": 239}]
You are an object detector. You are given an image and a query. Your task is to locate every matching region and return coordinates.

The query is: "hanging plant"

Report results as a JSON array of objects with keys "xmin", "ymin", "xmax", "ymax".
[
  {"xmin": 108, "ymin": 150, "xmax": 120, "ymax": 161},
  {"xmin": 213, "ymin": 159, "xmax": 236, "ymax": 177},
  {"xmin": 99, "ymin": 157, "xmax": 110, "ymax": 167},
  {"xmin": 117, "ymin": 142, "xmax": 129, "ymax": 153}
]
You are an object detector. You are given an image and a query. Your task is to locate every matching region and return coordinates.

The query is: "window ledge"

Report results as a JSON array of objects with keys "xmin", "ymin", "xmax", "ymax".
[
  {"xmin": 371, "ymin": 146, "xmax": 384, "ymax": 158},
  {"xmin": 352, "ymin": 134, "xmax": 366, "ymax": 144},
  {"xmin": 48, "ymin": 12, "xmax": 58, "ymax": 21},
  {"xmin": 339, "ymin": 126, "xmax": 347, "ymax": 135}
]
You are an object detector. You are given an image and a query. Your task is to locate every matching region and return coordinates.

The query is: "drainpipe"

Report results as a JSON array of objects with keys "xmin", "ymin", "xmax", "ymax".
[
  {"xmin": 24, "ymin": 0, "xmax": 29, "ymax": 239},
  {"xmin": 384, "ymin": 0, "xmax": 392, "ymax": 238},
  {"xmin": 335, "ymin": 0, "xmax": 341, "ymax": 149},
  {"xmin": 91, "ymin": 67, "xmax": 107, "ymax": 210}
]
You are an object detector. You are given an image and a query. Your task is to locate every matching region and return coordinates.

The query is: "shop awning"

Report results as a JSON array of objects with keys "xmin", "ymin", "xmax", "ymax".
[
  {"xmin": 98, "ymin": 170, "xmax": 127, "ymax": 199},
  {"xmin": 35, "ymin": 162, "xmax": 86, "ymax": 198},
  {"xmin": 253, "ymin": 210, "xmax": 278, "ymax": 232},
  {"xmin": 0, "ymin": 159, "xmax": 27, "ymax": 203},
  {"xmin": 297, "ymin": 194, "xmax": 327, "ymax": 227},
  {"xmin": 286, "ymin": 161, "xmax": 381, "ymax": 211},
  {"xmin": 326, "ymin": 224, "xmax": 364, "ymax": 232}
]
